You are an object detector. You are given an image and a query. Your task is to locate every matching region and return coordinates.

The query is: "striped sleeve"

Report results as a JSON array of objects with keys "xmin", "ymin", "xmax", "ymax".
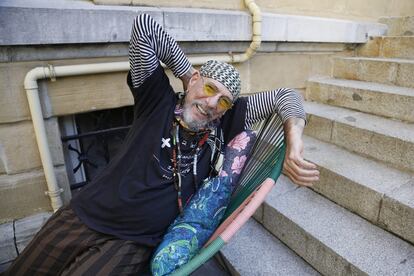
[
  {"xmin": 128, "ymin": 14, "xmax": 192, "ymax": 88},
  {"xmin": 244, "ymin": 88, "xmax": 306, "ymax": 130}
]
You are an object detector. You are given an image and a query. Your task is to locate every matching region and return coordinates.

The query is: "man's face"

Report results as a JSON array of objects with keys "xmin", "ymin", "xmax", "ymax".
[{"xmin": 182, "ymin": 71, "xmax": 234, "ymax": 131}]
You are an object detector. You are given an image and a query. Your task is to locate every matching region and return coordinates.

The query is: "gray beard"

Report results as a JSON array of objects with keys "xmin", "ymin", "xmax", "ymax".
[{"xmin": 182, "ymin": 105, "xmax": 209, "ymax": 132}]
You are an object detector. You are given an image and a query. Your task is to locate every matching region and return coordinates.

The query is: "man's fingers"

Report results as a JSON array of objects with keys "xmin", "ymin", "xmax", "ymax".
[
  {"xmin": 286, "ymin": 152, "xmax": 317, "ymax": 169},
  {"xmin": 295, "ymin": 157, "xmax": 317, "ymax": 170},
  {"xmin": 285, "ymin": 157, "xmax": 319, "ymax": 177},
  {"xmin": 283, "ymin": 169, "xmax": 314, "ymax": 187},
  {"xmin": 283, "ymin": 163, "xmax": 319, "ymax": 181},
  {"xmin": 283, "ymin": 146, "xmax": 320, "ymax": 186},
  {"xmin": 283, "ymin": 157, "xmax": 320, "ymax": 187},
  {"xmin": 285, "ymin": 169, "xmax": 319, "ymax": 183}
]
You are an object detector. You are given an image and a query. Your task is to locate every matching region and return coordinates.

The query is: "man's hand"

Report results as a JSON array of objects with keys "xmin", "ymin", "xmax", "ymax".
[{"xmin": 283, "ymin": 117, "xmax": 319, "ymax": 187}]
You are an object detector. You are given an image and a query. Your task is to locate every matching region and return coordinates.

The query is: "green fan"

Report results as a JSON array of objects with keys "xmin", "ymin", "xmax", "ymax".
[{"xmin": 171, "ymin": 113, "xmax": 286, "ymax": 276}]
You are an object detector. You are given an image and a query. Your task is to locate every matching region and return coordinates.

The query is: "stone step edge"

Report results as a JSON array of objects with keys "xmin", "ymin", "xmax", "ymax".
[
  {"xmin": 304, "ymin": 101, "xmax": 414, "ymax": 143},
  {"xmin": 307, "ymin": 76, "xmax": 414, "ymax": 96},
  {"xmin": 367, "ymin": 35, "xmax": 414, "ymax": 38},
  {"xmin": 259, "ymin": 175, "xmax": 414, "ymax": 275},
  {"xmin": 221, "ymin": 219, "xmax": 320, "ymax": 275},
  {"xmin": 304, "ymin": 101, "xmax": 414, "ymax": 173},
  {"xmin": 303, "ymin": 135, "xmax": 414, "ymax": 244},
  {"xmin": 333, "ymin": 56, "xmax": 414, "ymax": 64},
  {"xmin": 378, "ymin": 16, "xmax": 414, "ymax": 37},
  {"xmin": 0, "ymin": 212, "xmax": 52, "ymax": 271},
  {"xmin": 306, "ymin": 76, "xmax": 414, "ymax": 122}
]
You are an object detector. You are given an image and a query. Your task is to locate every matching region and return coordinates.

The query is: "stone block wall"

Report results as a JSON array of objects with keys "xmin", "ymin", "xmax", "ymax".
[{"xmin": 94, "ymin": 0, "xmax": 414, "ymax": 22}]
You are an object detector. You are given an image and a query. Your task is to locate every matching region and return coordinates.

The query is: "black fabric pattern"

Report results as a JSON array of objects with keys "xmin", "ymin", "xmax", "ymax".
[{"xmin": 71, "ymin": 65, "xmax": 246, "ymax": 246}]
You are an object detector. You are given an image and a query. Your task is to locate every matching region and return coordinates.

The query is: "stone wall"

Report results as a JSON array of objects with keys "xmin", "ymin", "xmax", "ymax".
[{"xmin": 94, "ymin": 0, "xmax": 414, "ymax": 22}]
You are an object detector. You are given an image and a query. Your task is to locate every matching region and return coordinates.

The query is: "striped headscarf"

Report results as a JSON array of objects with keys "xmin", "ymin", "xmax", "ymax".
[{"xmin": 200, "ymin": 60, "xmax": 241, "ymax": 101}]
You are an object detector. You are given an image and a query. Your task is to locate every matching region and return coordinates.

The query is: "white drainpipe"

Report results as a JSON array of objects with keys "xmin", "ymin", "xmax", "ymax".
[{"xmin": 23, "ymin": 0, "xmax": 261, "ymax": 211}]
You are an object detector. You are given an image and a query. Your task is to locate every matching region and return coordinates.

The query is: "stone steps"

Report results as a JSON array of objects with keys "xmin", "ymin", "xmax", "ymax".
[
  {"xmin": 379, "ymin": 16, "xmax": 414, "ymax": 36},
  {"xmin": 260, "ymin": 175, "xmax": 414, "ymax": 276},
  {"xmin": 0, "ymin": 222, "xmax": 15, "ymax": 272},
  {"xmin": 304, "ymin": 101, "xmax": 414, "ymax": 173},
  {"xmin": 306, "ymin": 76, "xmax": 414, "ymax": 122},
  {"xmin": 283, "ymin": 15, "xmax": 414, "ymax": 275},
  {"xmin": 0, "ymin": 212, "xmax": 51, "ymax": 272},
  {"xmin": 303, "ymin": 135, "xmax": 414, "ymax": 244},
  {"xmin": 333, "ymin": 56, "xmax": 414, "ymax": 88},
  {"xmin": 221, "ymin": 219, "xmax": 320, "ymax": 275},
  {"xmin": 357, "ymin": 36, "xmax": 414, "ymax": 59}
]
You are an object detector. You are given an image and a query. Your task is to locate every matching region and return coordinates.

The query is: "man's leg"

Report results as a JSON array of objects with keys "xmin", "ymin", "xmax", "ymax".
[
  {"xmin": 4, "ymin": 205, "xmax": 96, "ymax": 276},
  {"xmin": 5, "ymin": 205, "xmax": 154, "ymax": 276},
  {"xmin": 61, "ymin": 237, "xmax": 153, "ymax": 275}
]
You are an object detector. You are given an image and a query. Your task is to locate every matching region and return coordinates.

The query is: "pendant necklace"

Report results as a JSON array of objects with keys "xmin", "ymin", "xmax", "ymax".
[{"xmin": 172, "ymin": 121, "xmax": 209, "ymax": 214}]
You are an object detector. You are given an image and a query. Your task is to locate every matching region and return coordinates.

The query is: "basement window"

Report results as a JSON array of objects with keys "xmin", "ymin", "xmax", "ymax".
[{"xmin": 59, "ymin": 107, "xmax": 133, "ymax": 193}]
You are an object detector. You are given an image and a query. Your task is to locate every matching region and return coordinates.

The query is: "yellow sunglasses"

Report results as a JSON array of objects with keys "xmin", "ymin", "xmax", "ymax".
[{"xmin": 202, "ymin": 80, "xmax": 233, "ymax": 110}]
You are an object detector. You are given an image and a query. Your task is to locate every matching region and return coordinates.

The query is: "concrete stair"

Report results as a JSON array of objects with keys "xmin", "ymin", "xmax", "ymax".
[
  {"xmin": 357, "ymin": 36, "xmax": 414, "ymax": 59},
  {"xmin": 379, "ymin": 16, "xmax": 414, "ymax": 36},
  {"xmin": 333, "ymin": 56, "xmax": 414, "ymax": 88},
  {"xmin": 223, "ymin": 15, "xmax": 414, "ymax": 276},
  {"xmin": 304, "ymin": 101, "xmax": 414, "ymax": 173},
  {"xmin": 306, "ymin": 76, "xmax": 414, "ymax": 122},
  {"xmin": 260, "ymin": 176, "xmax": 414, "ymax": 276},
  {"xmin": 221, "ymin": 219, "xmax": 320, "ymax": 275},
  {"xmin": 0, "ymin": 212, "xmax": 51, "ymax": 272},
  {"xmin": 303, "ymin": 136, "xmax": 414, "ymax": 244}
]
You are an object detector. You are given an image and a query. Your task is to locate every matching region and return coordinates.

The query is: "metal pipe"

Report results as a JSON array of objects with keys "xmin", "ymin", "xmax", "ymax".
[
  {"xmin": 23, "ymin": 1, "xmax": 262, "ymax": 211},
  {"xmin": 24, "ymin": 68, "xmax": 63, "ymax": 211},
  {"xmin": 190, "ymin": 0, "xmax": 262, "ymax": 63},
  {"xmin": 24, "ymin": 63, "xmax": 130, "ymax": 211}
]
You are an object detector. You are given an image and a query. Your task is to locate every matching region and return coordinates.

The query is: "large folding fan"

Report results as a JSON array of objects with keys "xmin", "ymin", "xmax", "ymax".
[{"xmin": 171, "ymin": 113, "xmax": 286, "ymax": 275}]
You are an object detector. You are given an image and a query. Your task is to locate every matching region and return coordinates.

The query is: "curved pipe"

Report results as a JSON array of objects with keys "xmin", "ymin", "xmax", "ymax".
[
  {"xmin": 194, "ymin": 0, "xmax": 262, "ymax": 63},
  {"xmin": 24, "ymin": 1, "xmax": 261, "ymax": 211},
  {"xmin": 234, "ymin": 0, "xmax": 262, "ymax": 62},
  {"xmin": 25, "ymin": 67, "xmax": 63, "ymax": 211},
  {"xmin": 24, "ymin": 63, "xmax": 130, "ymax": 211}
]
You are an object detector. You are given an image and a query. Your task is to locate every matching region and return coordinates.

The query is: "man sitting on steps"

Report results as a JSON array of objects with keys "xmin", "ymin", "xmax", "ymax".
[{"xmin": 5, "ymin": 14, "xmax": 319, "ymax": 275}]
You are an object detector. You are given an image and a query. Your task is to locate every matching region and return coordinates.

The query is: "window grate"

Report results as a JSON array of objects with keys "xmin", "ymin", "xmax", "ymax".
[{"xmin": 59, "ymin": 107, "xmax": 134, "ymax": 191}]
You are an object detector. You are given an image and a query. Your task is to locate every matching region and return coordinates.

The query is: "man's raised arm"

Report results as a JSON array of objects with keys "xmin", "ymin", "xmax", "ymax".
[{"xmin": 129, "ymin": 14, "xmax": 193, "ymax": 89}]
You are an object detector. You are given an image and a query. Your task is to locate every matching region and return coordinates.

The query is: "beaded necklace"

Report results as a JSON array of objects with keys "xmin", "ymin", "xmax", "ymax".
[{"xmin": 171, "ymin": 121, "xmax": 210, "ymax": 214}]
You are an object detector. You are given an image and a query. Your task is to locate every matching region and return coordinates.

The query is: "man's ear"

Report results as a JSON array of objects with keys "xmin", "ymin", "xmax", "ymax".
[{"xmin": 187, "ymin": 70, "xmax": 201, "ymax": 89}]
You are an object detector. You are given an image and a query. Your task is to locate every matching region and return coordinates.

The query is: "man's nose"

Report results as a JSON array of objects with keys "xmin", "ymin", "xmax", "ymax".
[{"xmin": 206, "ymin": 94, "xmax": 221, "ymax": 109}]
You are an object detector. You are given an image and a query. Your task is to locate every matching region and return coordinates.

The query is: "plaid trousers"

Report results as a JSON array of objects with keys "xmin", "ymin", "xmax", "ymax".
[{"xmin": 4, "ymin": 205, "xmax": 153, "ymax": 276}]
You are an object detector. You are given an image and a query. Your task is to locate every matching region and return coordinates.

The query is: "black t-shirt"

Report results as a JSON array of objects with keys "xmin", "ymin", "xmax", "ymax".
[{"xmin": 71, "ymin": 64, "xmax": 247, "ymax": 246}]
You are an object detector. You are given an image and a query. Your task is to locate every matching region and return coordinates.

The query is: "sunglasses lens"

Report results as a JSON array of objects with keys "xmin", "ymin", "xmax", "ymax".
[
  {"xmin": 204, "ymin": 84, "xmax": 216, "ymax": 96},
  {"xmin": 218, "ymin": 97, "xmax": 232, "ymax": 110},
  {"xmin": 203, "ymin": 80, "xmax": 232, "ymax": 110}
]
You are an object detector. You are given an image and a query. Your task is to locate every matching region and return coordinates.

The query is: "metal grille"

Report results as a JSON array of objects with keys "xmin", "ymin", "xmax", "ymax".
[{"xmin": 60, "ymin": 107, "xmax": 134, "ymax": 190}]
